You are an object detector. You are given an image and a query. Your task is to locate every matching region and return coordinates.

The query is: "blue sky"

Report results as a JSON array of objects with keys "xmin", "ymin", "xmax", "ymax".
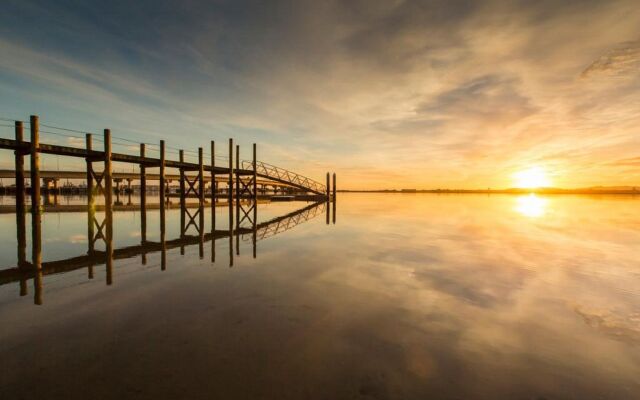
[{"xmin": 1, "ymin": 0, "xmax": 640, "ymax": 189}]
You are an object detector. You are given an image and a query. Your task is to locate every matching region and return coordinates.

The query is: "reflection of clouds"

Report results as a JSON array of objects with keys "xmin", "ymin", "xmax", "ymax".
[
  {"xmin": 68, "ymin": 234, "xmax": 86, "ymax": 244},
  {"xmin": 574, "ymin": 305, "xmax": 640, "ymax": 346}
]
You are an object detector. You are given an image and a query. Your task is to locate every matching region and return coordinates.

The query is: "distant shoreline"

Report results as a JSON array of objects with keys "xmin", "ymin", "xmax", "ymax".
[{"xmin": 337, "ymin": 189, "xmax": 640, "ymax": 195}]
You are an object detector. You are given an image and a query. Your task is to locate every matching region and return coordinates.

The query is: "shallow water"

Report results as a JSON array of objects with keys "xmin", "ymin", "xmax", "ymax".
[{"xmin": 1, "ymin": 193, "xmax": 639, "ymax": 399}]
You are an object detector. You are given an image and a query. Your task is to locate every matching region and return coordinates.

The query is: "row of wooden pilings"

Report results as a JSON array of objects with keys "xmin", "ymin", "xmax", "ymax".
[{"xmin": 11, "ymin": 115, "xmax": 264, "ymax": 304}]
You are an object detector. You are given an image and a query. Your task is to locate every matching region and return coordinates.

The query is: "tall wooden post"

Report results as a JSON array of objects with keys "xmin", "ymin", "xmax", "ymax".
[
  {"xmin": 326, "ymin": 172, "xmax": 330, "ymax": 200},
  {"xmin": 228, "ymin": 138, "xmax": 234, "ymax": 265},
  {"xmin": 228, "ymin": 138, "xmax": 233, "ymax": 205},
  {"xmin": 179, "ymin": 149, "xmax": 185, "ymax": 242},
  {"xmin": 29, "ymin": 115, "xmax": 42, "ymax": 304},
  {"xmin": 211, "ymin": 140, "xmax": 216, "ymax": 264},
  {"xmin": 252, "ymin": 143, "xmax": 257, "ymax": 259},
  {"xmin": 140, "ymin": 143, "xmax": 147, "ymax": 265},
  {"xmin": 86, "ymin": 133, "xmax": 95, "ymax": 278},
  {"xmin": 159, "ymin": 140, "xmax": 166, "ymax": 226},
  {"xmin": 235, "ymin": 145, "xmax": 240, "ymax": 256},
  {"xmin": 14, "ymin": 121, "xmax": 25, "ymax": 217},
  {"xmin": 104, "ymin": 129, "xmax": 113, "ymax": 285},
  {"xmin": 333, "ymin": 173, "xmax": 336, "ymax": 200},
  {"xmin": 253, "ymin": 143, "xmax": 257, "ymax": 203},
  {"xmin": 198, "ymin": 147, "xmax": 205, "ymax": 207},
  {"xmin": 15, "ymin": 121, "xmax": 27, "ymax": 295},
  {"xmin": 211, "ymin": 141, "xmax": 216, "ymax": 205},
  {"xmin": 30, "ymin": 115, "xmax": 40, "ymax": 213},
  {"xmin": 332, "ymin": 173, "xmax": 337, "ymax": 224},
  {"xmin": 326, "ymin": 173, "xmax": 330, "ymax": 224}
]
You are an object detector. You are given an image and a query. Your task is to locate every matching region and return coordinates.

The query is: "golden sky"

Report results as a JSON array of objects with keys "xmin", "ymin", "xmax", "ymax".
[{"xmin": 1, "ymin": 1, "xmax": 639, "ymax": 189}]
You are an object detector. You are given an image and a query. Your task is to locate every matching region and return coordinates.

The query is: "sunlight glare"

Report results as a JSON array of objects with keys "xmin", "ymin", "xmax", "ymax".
[
  {"xmin": 515, "ymin": 194, "xmax": 548, "ymax": 218},
  {"xmin": 513, "ymin": 167, "xmax": 550, "ymax": 189}
]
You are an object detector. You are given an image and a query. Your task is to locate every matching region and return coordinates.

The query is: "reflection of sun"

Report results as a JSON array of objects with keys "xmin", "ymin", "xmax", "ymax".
[
  {"xmin": 515, "ymin": 194, "xmax": 548, "ymax": 218},
  {"xmin": 513, "ymin": 167, "xmax": 550, "ymax": 189}
]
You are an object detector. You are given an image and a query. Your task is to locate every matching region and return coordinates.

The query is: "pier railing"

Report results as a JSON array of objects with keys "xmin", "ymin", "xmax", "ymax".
[{"xmin": 242, "ymin": 160, "xmax": 325, "ymax": 195}]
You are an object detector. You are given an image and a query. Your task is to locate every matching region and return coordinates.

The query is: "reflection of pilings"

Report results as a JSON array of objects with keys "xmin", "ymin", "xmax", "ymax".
[
  {"xmin": 199, "ymin": 204, "xmax": 204, "ymax": 259},
  {"xmin": 161, "ymin": 208, "xmax": 166, "ymax": 271},
  {"xmin": 1, "ymin": 202, "xmax": 325, "ymax": 288},
  {"xmin": 104, "ymin": 129, "xmax": 114, "ymax": 286},
  {"xmin": 228, "ymin": 199, "xmax": 233, "ymax": 267}
]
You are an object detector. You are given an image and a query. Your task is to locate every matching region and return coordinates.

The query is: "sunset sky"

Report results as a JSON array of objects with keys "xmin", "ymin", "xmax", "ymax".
[{"xmin": 1, "ymin": 0, "xmax": 639, "ymax": 189}]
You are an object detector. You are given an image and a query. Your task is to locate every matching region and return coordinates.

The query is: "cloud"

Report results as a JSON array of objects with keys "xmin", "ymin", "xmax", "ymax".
[
  {"xmin": 581, "ymin": 40, "xmax": 640, "ymax": 79},
  {"xmin": 1, "ymin": 1, "xmax": 640, "ymax": 188}
]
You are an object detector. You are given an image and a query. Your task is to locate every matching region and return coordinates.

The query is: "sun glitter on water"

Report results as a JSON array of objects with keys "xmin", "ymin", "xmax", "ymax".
[
  {"xmin": 513, "ymin": 167, "xmax": 551, "ymax": 189},
  {"xmin": 515, "ymin": 194, "xmax": 548, "ymax": 218}
]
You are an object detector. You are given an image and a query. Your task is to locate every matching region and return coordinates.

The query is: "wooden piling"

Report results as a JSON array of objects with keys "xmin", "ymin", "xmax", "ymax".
[
  {"xmin": 15, "ymin": 120, "xmax": 27, "ymax": 295},
  {"xmin": 14, "ymin": 121, "xmax": 25, "ymax": 216},
  {"xmin": 159, "ymin": 140, "xmax": 166, "ymax": 222},
  {"xmin": 30, "ymin": 115, "xmax": 40, "ymax": 213},
  {"xmin": 179, "ymin": 149, "xmax": 185, "ymax": 241},
  {"xmin": 198, "ymin": 147, "xmax": 205, "ymax": 207},
  {"xmin": 326, "ymin": 172, "xmax": 331, "ymax": 200},
  {"xmin": 140, "ymin": 143, "xmax": 147, "ymax": 265},
  {"xmin": 104, "ymin": 129, "xmax": 113, "ymax": 285},
  {"xmin": 332, "ymin": 173, "xmax": 336, "ymax": 224},
  {"xmin": 228, "ymin": 138, "xmax": 233, "ymax": 206},
  {"xmin": 228, "ymin": 139, "xmax": 234, "ymax": 266},
  {"xmin": 253, "ymin": 143, "xmax": 257, "ymax": 259},
  {"xmin": 15, "ymin": 121, "xmax": 27, "ymax": 295},
  {"xmin": 86, "ymin": 134, "xmax": 95, "ymax": 278},
  {"xmin": 253, "ymin": 143, "xmax": 257, "ymax": 203},
  {"xmin": 29, "ymin": 115, "xmax": 42, "ymax": 304},
  {"xmin": 211, "ymin": 140, "xmax": 215, "ymax": 264},
  {"xmin": 235, "ymin": 144, "xmax": 240, "ymax": 256},
  {"xmin": 333, "ymin": 173, "xmax": 336, "ymax": 200}
]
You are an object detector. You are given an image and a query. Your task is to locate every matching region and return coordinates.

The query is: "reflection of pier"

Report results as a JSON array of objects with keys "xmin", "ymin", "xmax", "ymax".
[
  {"xmin": 1, "ymin": 200, "xmax": 328, "ymax": 303},
  {"xmin": 242, "ymin": 202, "xmax": 326, "ymax": 242}
]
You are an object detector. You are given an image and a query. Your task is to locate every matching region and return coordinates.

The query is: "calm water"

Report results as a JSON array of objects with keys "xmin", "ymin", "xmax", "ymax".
[{"xmin": 1, "ymin": 193, "xmax": 639, "ymax": 399}]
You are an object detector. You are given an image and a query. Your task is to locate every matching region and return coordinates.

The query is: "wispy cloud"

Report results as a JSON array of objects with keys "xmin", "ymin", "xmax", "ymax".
[{"xmin": 1, "ymin": 0, "xmax": 639, "ymax": 188}]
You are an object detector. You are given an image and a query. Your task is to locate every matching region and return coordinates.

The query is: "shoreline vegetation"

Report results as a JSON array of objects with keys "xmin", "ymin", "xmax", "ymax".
[{"xmin": 338, "ymin": 187, "xmax": 640, "ymax": 195}]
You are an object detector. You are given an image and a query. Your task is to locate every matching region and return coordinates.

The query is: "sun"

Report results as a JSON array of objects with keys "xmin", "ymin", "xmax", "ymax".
[{"xmin": 513, "ymin": 167, "xmax": 550, "ymax": 189}]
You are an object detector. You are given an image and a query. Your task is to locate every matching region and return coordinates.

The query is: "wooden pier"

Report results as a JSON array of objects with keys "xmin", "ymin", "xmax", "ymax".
[{"xmin": 0, "ymin": 114, "xmax": 337, "ymax": 305}]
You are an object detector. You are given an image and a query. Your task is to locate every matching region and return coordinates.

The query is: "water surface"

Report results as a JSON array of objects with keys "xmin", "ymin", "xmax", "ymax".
[{"xmin": 1, "ymin": 193, "xmax": 639, "ymax": 399}]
